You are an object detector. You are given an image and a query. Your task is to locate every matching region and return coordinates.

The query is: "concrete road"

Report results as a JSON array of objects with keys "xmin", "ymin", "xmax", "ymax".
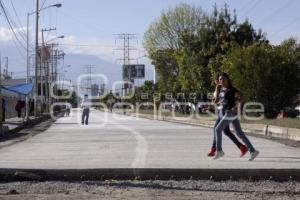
[{"xmin": 0, "ymin": 109, "xmax": 299, "ymax": 169}]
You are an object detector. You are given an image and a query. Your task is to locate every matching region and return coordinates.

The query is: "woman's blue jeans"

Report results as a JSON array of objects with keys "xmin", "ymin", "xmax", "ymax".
[
  {"xmin": 215, "ymin": 110, "xmax": 256, "ymax": 153},
  {"xmin": 212, "ymin": 111, "xmax": 242, "ymax": 149}
]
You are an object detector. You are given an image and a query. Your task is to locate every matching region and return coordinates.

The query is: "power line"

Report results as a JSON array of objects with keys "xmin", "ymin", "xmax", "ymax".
[
  {"xmin": 82, "ymin": 65, "xmax": 96, "ymax": 95},
  {"xmin": 58, "ymin": 10, "xmax": 111, "ymax": 35},
  {"xmin": 0, "ymin": 0, "xmax": 27, "ymax": 60},
  {"xmin": 0, "ymin": 0, "xmax": 27, "ymax": 50},
  {"xmin": 242, "ymin": 0, "xmax": 261, "ymax": 17},
  {"xmin": 238, "ymin": 0, "xmax": 254, "ymax": 13},
  {"xmin": 59, "ymin": 43, "xmax": 145, "ymax": 51},
  {"xmin": 114, "ymin": 33, "xmax": 139, "ymax": 95},
  {"xmin": 258, "ymin": 0, "xmax": 295, "ymax": 25},
  {"xmin": 8, "ymin": 0, "xmax": 35, "ymax": 50},
  {"xmin": 6, "ymin": 0, "xmax": 27, "ymax": 43},
  {"xmin": 10, "ymin": 0, "xmax": 27, "ymax": 39},
  {"xmin": 114, "ymin": 33, "xmax": 138, "ymax": 65},
  {"xmin": 59, "ymin": 43, "xmax": 116, "ymax": 48},
  {"xmin": 40, "ymin": 0, "xmax": 47, "ymax": 10},
  {"xmin": 269, "ymin": 15, "xmax": 300, "ymax": 38}
]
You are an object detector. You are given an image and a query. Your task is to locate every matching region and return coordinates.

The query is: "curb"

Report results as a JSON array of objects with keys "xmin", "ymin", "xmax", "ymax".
[
  {"xmin": 0, "ymin": 168, "xmax": 299, "ymax": 182},
  {"xmin": 123, "ymin": 112, "xmax": 300, "ymax": 143},
  {"xmin": 0, "ymin": 112, "xmax": 64, "ymax": 139},
  {"xmin": 1, "ymin": 115, "xmax": 50, "ymax": 136}
]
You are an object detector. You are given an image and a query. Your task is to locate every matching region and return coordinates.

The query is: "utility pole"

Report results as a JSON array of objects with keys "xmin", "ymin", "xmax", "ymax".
[
  {"xmin": 114, "ymin": 33, "xmax": 138, "ymax": 96},
  {"xmin": 53, "ymin": 49, "xmax": 65, "ymax": 98},
  {"xmin": 54, "ymin": 50, "xmax": 59, "ymax": 97},
  {"xmin": 0, "ymin": 54, "xmax": 2, "ymax": 132},
  {"xmin": 34, "ymin": 0, "xmax": 39, "ymax": 116},
  {"xmin": 26, "ymin": 12, "xmax": 30, "ymax": 121},
  {"xmin": 3, "ymin": 57, "xmax": 8, "ymax": 78},
  {"xmin": 41, "ymin": 28, "xmax": 56, "ymax": 113},
  {"xmin": 49, "ymin": 43, "xmax": 58, "ymax": 103}
]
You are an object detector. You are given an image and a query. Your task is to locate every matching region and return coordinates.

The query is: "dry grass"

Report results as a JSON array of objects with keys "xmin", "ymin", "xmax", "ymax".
[
  {"xmin": 241, "ymin": 117, "xmax": 300, "ymax": 129},
  {"xmin": 135, "ymin": 109, "xmax": 300, "ymax": 129}
]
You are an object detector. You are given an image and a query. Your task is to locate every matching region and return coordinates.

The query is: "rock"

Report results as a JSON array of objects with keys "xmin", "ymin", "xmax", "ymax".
[{"xmin": 7, "ymin": 189, "xmax": 19, "ymax": 195}]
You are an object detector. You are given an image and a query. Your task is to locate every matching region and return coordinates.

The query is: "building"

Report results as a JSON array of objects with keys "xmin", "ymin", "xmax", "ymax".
[{"xmin": 1, "ymin": 78, "xmax": 33, "ymax": 118}]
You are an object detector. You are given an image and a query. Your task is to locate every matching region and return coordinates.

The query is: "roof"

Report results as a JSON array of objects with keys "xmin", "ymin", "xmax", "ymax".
[{"xmin": 2, "ymin": 83, "xmax": 33, "ymax": 96}]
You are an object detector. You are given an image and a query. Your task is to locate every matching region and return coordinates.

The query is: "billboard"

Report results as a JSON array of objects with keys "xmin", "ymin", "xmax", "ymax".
[{"xmin": 123, "ymin": 64, "xmax": 145, "ymax": 79}]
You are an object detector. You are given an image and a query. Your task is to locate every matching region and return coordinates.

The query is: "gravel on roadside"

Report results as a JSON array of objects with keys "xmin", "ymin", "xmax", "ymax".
[{"xmin": 0, "ymin": 180, "xmax": 299, "ymax": 200}]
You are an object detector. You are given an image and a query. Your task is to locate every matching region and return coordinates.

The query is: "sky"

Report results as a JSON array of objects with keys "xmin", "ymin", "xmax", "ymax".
[{"xmin": 0, "ymin": 0, "xmax": 300, "ymax": 90}]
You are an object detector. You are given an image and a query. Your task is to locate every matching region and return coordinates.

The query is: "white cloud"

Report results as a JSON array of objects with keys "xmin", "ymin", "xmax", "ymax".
[
  {"xmin": 0, "ymin": 27, "xmax": 14, "ymax": 41},
  {"xmin": 57, "ymin": 35, "xmax": 117, "ymax": 63},
  {"xmin": 0, "ymin": 26, "xmax": 28, "ymax": 42},
  {"xmin": 55, "ymin": 35, "xmax": 146, "ymax": 64},
  {"xmin": 0, "ymin": 25, "xmax": 148, "ymax": 64}
]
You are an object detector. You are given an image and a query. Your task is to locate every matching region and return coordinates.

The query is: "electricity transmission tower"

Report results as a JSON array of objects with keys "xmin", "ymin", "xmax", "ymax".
[
  {"xmin": 114, "ymin": 33, "xmax": 138, "ymax": 95},
  {"xmin": 83, "ymin": 65, "xmax": 96, "ymax": 96}
]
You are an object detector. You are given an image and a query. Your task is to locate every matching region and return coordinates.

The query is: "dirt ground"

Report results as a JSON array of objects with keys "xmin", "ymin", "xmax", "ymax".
[{"xmin": 0, "ymin": 180, "xmax": 299, "ymax": 200}]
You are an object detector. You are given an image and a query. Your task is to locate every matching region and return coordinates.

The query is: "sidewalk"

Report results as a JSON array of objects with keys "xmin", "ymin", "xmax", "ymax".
[
  {"xmin": 0, "ymin": 115, "xmax": 50, "ymax": 137},
  {"xmin": 3, "ymin": 117, "xmax": 28, "ymax": 131}
]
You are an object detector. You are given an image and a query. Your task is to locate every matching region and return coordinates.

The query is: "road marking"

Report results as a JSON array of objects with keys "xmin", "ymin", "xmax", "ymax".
[{"xmin": 106, "ymin": 113, "xmax": 148, "ymax": 168}]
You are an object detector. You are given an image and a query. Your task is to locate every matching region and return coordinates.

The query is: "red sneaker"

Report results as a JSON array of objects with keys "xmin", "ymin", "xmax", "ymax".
[
  {"xmin": 240, "ymin": 145, "xmax": 248, "ymax": 157},
  {"xmin": 207, "ymin": 147, "xmax": 216, "ymax": 157}
]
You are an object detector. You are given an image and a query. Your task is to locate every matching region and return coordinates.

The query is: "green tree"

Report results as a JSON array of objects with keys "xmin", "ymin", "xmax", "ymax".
[
  {"xmin": 69, "ymin": 91, "xmax": 80, "ymax": 108},
  {"xmin": 223, "ymin": 39, "xmax": 300, "ymax": 118},
  {"xmin": 204, "ymin": 5, "xmax": 266, "ymax": 83},
  {"xmin": 144, "ymin": 3, "xmax": 206, "ymax": 54},
  {"xmin": 144, "ymin": 3, "xmax": 265, "ymax": 98},
  {"xmin": 144, "ymin": 3, "xmax": 206, "ymax": 95}
]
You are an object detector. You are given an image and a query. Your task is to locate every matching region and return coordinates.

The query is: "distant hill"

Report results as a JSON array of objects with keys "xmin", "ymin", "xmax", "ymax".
[
  {"xmin": 0, "ymin": 42, "xmax": 154, "ymax": 92},
  {"xmin": 64, "ymin": 53, "xmax": 154, "ymax": 90}
]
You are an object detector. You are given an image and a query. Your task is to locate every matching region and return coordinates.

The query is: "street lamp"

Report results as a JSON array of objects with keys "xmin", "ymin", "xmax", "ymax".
[
  {"xmin": 27, "ymin": 3, "xmax": 62, "ymax": 84},
  {"xmin": 26, "ymin": 1, "xmax": 62, "ymax": 117},
  {"xmin": 46, "ymin": 35, "xmax": 65, "ymax": 44},
  {"xmin": 41, "ymin": 3, "xmax": 62, "ymax": 11}
]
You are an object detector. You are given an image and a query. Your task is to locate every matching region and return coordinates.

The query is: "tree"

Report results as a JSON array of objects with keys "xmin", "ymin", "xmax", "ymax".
[
  {"xmin": 151, "ymin": 49, "xmax": 180, "ymax": 94},
  {"xmin": 144, "ymin": 3, "xmax": 266, "ymax": 99},
  {"xmin": 144, "ymin": 3, "xmax": 206, "ymax": 96},
  {"xmin": 223, "ymin": 39, "xmax": 300, "ymax": 118},
  {"xmin": 144, "ymin": 3, "xmax": 206, "ymax": 54},
  {"xmin": 134, "ymin": 80, "xmax": 156, "ymax": 103},
  {"xmin": 69, "ymin": 91, "xmax": 80, "ymax": 108},
  {"xmin": 204, "ymin": 5, "xmax": 266, "ymax": 83}
]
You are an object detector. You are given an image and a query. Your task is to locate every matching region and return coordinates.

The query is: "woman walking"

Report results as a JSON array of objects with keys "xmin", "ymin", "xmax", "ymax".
[
  {"xmin": 213, "ymin": 73, "xmax": 259, "ymax": 161},
  {"xmin": 207, "ymin": 76, "xmax": 248, "ymax": 157}
]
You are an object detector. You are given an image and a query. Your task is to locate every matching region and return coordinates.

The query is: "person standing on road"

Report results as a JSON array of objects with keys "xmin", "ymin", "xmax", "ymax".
[
  {"xmin": 207, "ymin": 76, "xmax": 248, "ymax": 157},
  {"xmin": 81, "ymin": 94, "xmax": 91, "ymax": 125},
  {"xmin": 213, "ymin": 72, "xmax": 259, "ymax": 161}
]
